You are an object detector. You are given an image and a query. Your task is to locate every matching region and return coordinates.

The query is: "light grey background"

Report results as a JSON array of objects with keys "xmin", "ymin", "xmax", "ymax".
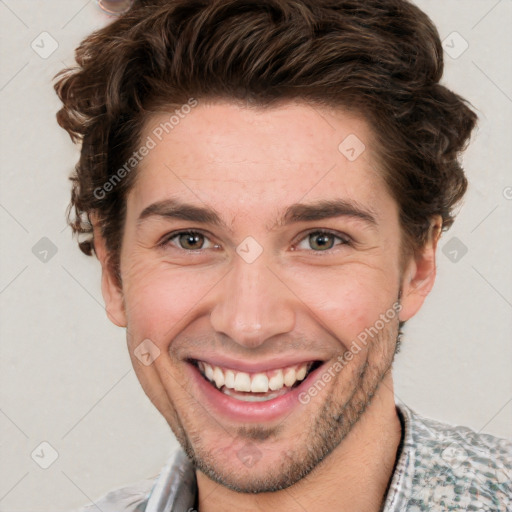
[{"xmin": 0, "ymin": 1, "xmax": 511, "ymax": 510}]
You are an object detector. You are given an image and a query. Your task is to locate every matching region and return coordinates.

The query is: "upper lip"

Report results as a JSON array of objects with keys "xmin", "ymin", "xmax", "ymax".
[{"xmin": 188, "ymin": 355, "xmax": 323, "ymax": 373}]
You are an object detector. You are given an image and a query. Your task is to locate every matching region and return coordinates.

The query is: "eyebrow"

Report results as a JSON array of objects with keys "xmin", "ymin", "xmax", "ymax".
[
  {"xmin": 137, "ymin": 199, "xmax": 229, "ymax": 230},
  {"xmin": 280, "ymin": 199, "xmax": 377, "ymax": 227},
  {"xmin": 136, "ymin": 198, "xmax": 378, "ymax": 231}
]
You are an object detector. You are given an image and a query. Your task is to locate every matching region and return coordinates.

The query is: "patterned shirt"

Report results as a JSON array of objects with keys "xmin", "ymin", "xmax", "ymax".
[{"xmin": 72, "ymin": 402, "xmax": 511, "ymax": 511}]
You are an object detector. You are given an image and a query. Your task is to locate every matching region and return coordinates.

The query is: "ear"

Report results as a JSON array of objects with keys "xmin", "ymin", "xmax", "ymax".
[
  {"xmin": 91, "ymin": 214, "xmax": 127, "ymax": 328},
  {"xmin": 399, "ymin": 216, "xmax": 442, "ymax": 322}
]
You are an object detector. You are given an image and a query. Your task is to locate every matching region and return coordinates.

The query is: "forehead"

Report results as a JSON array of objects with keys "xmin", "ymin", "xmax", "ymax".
[{"xmin": 127, "ymin": 100, "xmax": 395, "ymax": 224}]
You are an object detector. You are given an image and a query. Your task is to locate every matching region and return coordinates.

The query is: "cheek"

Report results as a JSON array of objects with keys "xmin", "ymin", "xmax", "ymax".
[
  {"xmin": 121, "ymin": 260, "xmax": 220, "ymax": 349},
  {"xmin": 289, "ymin": 263, "xmax": 398, "ymax": 342}
]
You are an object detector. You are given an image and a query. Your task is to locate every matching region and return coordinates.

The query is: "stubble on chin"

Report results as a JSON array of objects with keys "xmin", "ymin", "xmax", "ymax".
[{"xmin": 169, "ymin": 318, "xmax": 400, "ymax": 494}]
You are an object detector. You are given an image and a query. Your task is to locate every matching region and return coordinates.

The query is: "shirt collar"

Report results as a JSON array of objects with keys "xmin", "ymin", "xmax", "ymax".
[{"xmin": 145, "ymin": 401, "xmax": 414, "ymax": 511}]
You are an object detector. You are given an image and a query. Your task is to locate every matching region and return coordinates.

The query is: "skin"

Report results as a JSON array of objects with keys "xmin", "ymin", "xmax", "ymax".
[{"xmin": 93, "ymin": 100, "xmax": 441, "ymax": 511}]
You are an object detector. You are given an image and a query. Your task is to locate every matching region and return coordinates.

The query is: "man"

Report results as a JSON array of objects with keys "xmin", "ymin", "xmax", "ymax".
[{"xmin": 55, "ymin": 0, "xmax": 511, "ymax": 510}]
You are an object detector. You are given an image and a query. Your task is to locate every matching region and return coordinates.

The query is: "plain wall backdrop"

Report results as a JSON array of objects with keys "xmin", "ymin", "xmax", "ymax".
[{"xmin": 0, "ymin": 1, "xmax": 511, "ymax": 510}]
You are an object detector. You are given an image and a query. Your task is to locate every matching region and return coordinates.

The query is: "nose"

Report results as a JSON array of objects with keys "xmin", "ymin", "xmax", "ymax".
[{"xmin": 209, "ymin": 255, "xmax": 296, "ymax": 349}]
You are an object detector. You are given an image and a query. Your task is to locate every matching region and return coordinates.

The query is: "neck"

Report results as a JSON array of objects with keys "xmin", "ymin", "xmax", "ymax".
[{"xmin": 196, "ymin": 372, "xmax": 402, "ymax": 512}]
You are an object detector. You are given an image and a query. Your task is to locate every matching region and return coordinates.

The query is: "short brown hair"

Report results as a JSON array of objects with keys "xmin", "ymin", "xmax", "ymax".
[{"xmin": 55, "ymin": 0, "xmax": 477, "ymax": 281}]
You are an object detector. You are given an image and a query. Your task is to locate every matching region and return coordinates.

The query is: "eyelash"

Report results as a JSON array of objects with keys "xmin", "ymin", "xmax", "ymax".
[
  {"xmin": 294, "ymin": 229, "xmax": 352, "ymax": 252},
  {"xmin": 158, "ymin": 229, "xmax": 352, "ymax": 253}
]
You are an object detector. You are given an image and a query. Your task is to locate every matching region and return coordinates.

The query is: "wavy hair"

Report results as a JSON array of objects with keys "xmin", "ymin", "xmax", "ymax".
[{"xmin": 55, "ymin": 0, "xmax": 477, "ymax": 282}]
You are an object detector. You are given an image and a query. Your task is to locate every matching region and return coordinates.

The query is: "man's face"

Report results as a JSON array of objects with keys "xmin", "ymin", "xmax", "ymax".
[{"xmin": 99, "ymin": 101, "xmax": 432, "ymax": 492}]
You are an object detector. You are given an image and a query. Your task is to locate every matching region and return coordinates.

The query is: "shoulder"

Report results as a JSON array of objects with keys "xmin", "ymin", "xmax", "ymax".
[
  {"xmin": 68, "ymin": 449, "xmax": 195, "ymax": 512},
  {"xmin": 69, "ymin": 476, "xmax": 156, "ymax": 512},
  {"xmin": 396, "ymin": 403, "xmax": 511, "ymax": 511}
]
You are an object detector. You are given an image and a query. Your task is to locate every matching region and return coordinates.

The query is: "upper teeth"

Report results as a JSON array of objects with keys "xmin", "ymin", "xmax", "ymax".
[{"xmin": 198, "ymin": 361, "xmax": 311, "ymax": 393}]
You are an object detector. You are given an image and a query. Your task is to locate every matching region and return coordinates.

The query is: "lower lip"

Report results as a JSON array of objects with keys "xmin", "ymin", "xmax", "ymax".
[{"xmin": 185, "ymin": 361, "xmax": 325, "ymax": 423}]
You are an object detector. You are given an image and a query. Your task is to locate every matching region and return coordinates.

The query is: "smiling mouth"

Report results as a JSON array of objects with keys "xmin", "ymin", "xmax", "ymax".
[{"xmin": 190, "ymin": 359, "xmax": 323, "ymax": 402}]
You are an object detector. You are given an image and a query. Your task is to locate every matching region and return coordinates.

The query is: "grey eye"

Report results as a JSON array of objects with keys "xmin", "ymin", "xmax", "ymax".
[
  {"xmin": 295, "ymin": 231, "xmax": 350, "ymax": 252},
  {"xmin": 308, "ymin": 232, "xmax": 335, "ymax": 251}
]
